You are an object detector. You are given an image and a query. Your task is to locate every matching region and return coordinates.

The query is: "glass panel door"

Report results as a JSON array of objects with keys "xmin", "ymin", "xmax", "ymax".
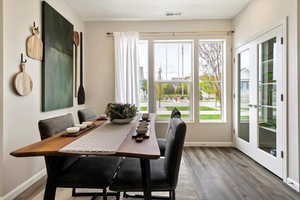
[
  {"xmin": 238, "ymin": 50, "xmax": 250, "ymax": 142},
  {"xmin": 258, "ymin": 38, "xmax": 277, "ymax": 156}
]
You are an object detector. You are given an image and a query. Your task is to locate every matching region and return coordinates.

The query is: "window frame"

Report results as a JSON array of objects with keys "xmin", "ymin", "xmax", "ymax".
[
  {"xmin": 153, "ymin": 40, "xmax": 194, "ymax": 121},
  {"xmin": 137, "ymin": 35, "xmax": 229, "ymax": 123},
  {"xmin": 198, "ymin": 39, "xmax": 227, "ymax": 123}
]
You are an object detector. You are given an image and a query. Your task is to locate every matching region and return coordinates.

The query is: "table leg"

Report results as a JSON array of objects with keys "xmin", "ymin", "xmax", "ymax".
[{"xmin": 140, "ymin": 158, "xmax": 152, "ymax": 200}]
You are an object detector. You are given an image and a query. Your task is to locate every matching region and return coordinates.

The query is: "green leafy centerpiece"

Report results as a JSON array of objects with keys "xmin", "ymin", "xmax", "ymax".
[{"xmin": 105, "ymin": 103, "xmax": 138, "ymax": 124}]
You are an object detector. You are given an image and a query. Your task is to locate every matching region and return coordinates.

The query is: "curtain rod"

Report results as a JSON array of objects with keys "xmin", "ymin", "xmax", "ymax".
[{"xmin": 106, "ymin": 31, "xmax": 235, "ymax": 37}]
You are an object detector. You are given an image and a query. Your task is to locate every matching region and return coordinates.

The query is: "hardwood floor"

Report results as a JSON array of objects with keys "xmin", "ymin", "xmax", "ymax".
[
  {"xmin": 17, "ymin": 147, "xmax": 300, "ymax": 200},
  {"xmin": 183, "ymin": 147, "xmax": 300, "ymax": 200}
]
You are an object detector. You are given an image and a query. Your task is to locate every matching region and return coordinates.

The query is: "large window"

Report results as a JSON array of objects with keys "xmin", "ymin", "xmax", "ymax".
[
  {"xmin": 199, "ymin": 40, "xmax": 225, "ymax": 121},
  {"xmin": 154, "ymin": 41, "xmax": 193, "ymax": 120},
  {"xmin": 137, "ymin": 38, "xmax": 227, "ymax": 122}
]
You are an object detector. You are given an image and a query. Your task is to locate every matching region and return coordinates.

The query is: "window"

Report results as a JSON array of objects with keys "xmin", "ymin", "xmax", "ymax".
[
  {"xmin": 137, "ymin": 40, "xmax": 149, "ymax": 113},
  {"xmin": 198, "ymin": 40, "xmax": 225, "ymax": 121},
  {"xmin": 154, "ymin": 41, "xmax": 193, "ymax": 120},
  {"xmin": 137, "ymin": 38, "xmax": 227, "ymax": 122}
]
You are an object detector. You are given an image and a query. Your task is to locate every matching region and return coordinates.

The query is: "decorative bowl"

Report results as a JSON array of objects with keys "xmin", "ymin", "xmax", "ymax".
[
  {"xmin": 82, "ymin": 121, "xmax": 94, "ymax": 127},
  {"xmin": 66, "ymin": 127, "xmax": 80, "ymax": 133},
  {"xmin": 111, "ymin": 118, "xmax": 134, "ymax": 124},
  {"xmin": 75, "ymin": 123, "xmax": 88, "ymax": 130}
]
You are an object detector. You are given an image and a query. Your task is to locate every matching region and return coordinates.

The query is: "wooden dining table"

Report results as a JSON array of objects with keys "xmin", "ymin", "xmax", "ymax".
[{"xmin": 10, "ymin": 114, "xmax": 160, "ymax": 200}]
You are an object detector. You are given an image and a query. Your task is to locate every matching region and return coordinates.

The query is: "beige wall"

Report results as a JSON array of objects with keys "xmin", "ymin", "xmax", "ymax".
[
  {"xmin": 0, "ymin": 0, "xmax": 85, "ymax": 197},
  {"xmin": 85, "ymin": 20, "xmax": 234, "ymax": 143},
  {"xmin": 0, "ymin": 0, "xmax": 4, "ymax": 196},
  {"xmin": 233, "ymin": 0, "xmax": 299, "ymax": 184}
]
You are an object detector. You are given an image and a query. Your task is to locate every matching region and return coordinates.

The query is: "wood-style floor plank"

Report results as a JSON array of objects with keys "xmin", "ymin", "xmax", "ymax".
[{"xmin": 17, "ymin": 147, "xmax": 300, "ymax": 200}]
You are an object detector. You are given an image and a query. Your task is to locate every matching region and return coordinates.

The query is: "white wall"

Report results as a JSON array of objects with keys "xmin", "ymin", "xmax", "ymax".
[
  {"xmin": 85, "ymin": 20, "xmax": 234, "ymax": 144},
  {"xmin": 0, "ymin": 0, "xmax": 85, "ymax": 197},
  {"xmin": 0, "ymin": 0, "xmax": 4, "ymax": 196},
  {"xmin": 233, "ymin": 0, "xmax": 299, "ymax": 185}
]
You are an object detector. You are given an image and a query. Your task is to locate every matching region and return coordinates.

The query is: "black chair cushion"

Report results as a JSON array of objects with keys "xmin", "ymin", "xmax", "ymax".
[
  {"xmin": 78, "ymin": 108, "xmax": 98, "ymax": 123},
  {"xmin": 158, "ymin": 138, "xmax": 167, "ymax": 156},
  {"xmin": 57, "ymin": 156, "xmax": 121, "ymax": 188},
  {"xmin": 110, "ymin": 158, "xmax": 170, "ymax": 191}
]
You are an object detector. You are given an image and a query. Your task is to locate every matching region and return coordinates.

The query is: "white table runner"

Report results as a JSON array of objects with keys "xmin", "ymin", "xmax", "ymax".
[{"xmin": 60, "ymin": 121, "xmax": 137, "ymax": 154}]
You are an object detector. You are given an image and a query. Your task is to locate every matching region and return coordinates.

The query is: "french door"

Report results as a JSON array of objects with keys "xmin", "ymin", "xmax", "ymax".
[{"xmin": 235, "ymin": 25, "xmax": 285, "ymax": 178}]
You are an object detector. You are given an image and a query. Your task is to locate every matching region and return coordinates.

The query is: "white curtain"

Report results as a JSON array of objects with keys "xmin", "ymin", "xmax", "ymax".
[{"xmin": 113, "ymin": 32, "xmax": 139, "ymax": 106}]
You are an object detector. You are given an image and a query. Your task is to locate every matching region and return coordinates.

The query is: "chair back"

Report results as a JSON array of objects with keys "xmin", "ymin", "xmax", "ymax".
[
  {"xmin": 38, "ymin": 114, "xmax": 79, "ymax": 177},
  {"xmin": 164, "ymin": 118, "xmax": 186, "ymax": 188},
  {"xmin": 165, "ymin": 108, "xmax": 182, "ymax": 138},
  {"xmin": 78, "ymin": 108, "xmax": 98, "ymax": 123},
  {"xmin": 170, "ymin": 108, "xmax": 181, "ymax": 118}
]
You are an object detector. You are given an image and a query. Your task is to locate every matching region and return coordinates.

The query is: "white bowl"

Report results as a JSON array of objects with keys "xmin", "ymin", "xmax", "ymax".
[
  {"xmin": 75, "ymin": 123, "xmax": 88, "ymax": 130},
  {"xmin": 66, "ymin": 127, "xmax": 80, "ymax": 133},
  {"xmin": 82, "ymin": 121, "xmax": 94, "ymax": 127}
]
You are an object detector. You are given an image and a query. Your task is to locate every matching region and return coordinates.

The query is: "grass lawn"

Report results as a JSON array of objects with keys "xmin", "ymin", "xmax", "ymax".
[
  {"xmin": 200, "ymin": 114, "xmax": 221, "ymax": 120},
  {"xmin": 158, "ymin": 114, "xmax": 190, "ymax": 119},
  {"xmin": 199, "ymin": 106, "xmax": 218, "ymax": 111},
  {"xmin": 240, "ymin": 116, "xmax": 249, "ymax": 121},
  {"xmin": 139, "ymin": 106, "xmax": 148, "ymax": 111},
  {"xmin": 165, "ymin": 106, "xmax": 218, "ymax": 111}
]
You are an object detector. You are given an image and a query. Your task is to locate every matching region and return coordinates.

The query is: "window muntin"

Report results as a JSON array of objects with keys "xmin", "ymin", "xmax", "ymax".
[{"xmin": 198, "ymin": 40, "xmax": 225, "ymax": 122}]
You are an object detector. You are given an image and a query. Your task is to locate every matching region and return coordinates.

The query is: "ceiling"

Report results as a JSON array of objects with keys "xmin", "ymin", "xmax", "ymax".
[{"xmin": 64, "ymin": 0, "xmax": 252, "ymax": 21}]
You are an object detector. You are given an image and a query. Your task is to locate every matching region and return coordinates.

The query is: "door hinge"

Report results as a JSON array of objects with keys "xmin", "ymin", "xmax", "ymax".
[
  {"xmin": 281, "ymin": 37, "xmax": 284, "ymax": 45},
  {"xmin": 281, "ymin": 151, "xmax": 284, "ymax": 158},
  {"xmin": 233, "ymin": 58, "xmax": 236, "ymax": 64},
  {"xmin": 281, "ymin": 94, "xmax": 284, "ymax": 102}
]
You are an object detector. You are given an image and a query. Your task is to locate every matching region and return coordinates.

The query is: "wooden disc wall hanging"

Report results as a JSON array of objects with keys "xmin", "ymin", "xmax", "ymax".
[
  {"xmin": 14, "ymin": 54, "xmax": 33, "ymax": 96},
  {"xmin": 26, "ymin": 22, "xmax": 43, "ymax": 61}
]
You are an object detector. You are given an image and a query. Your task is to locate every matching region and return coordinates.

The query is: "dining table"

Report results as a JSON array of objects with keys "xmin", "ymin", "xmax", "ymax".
[{"xmin": 10, "ymin": 114, "xmax": 160, "ymax": 200}]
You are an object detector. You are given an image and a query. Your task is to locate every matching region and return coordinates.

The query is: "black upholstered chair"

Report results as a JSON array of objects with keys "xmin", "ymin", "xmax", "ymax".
[
  {"xmin": 110, "ymin": 118, "xmax": 187, "ymax": 200},
  {"xmin": 38, "ymin": 113, "xmax": 121, "ymax": 200},
  {"xmin": 78, "ymin": 108, "xmax": 99, "ymax": 123},
  {"xmin": 158, "ymin": 108, "xmax": 182, "ymax": 156}
]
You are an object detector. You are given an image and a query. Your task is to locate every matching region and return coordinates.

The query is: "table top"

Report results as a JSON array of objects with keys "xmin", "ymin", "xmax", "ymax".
[{"xmin": 10, "ymin": 114, "xmax": 160, "ymax": 159}]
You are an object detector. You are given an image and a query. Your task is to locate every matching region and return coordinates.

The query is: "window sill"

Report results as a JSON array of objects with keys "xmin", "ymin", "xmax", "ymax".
[{"xmin": 155, "ymin": 120, "xmax": 228, "ymax": 124}]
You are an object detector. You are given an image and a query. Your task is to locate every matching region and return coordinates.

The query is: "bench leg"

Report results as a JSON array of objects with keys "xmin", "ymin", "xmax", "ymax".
[{"xmin": 44, "ymin": 180, "xmax": 56, "ymax": 200}]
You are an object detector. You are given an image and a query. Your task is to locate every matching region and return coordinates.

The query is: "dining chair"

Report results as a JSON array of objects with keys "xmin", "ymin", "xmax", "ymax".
[
  {"xmin": 78, "ymin": 108, "xmax": 98, "ymax": 123},
  {"xmin": 110, "ymin": 117, "xmax": 187, "ymax": 200},
  {"xmin": 38, "ymin": 113, "xmax": 121, "ymax": 200},
  {"xmin": 158, "ymin": 108, "xmax": 182, "ymax": 156}
]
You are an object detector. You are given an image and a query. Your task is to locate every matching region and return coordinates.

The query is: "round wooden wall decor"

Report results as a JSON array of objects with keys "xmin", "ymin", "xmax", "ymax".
[{"xmin": 14, "ymin": 54, "xmax": 33, "ymax": 96}]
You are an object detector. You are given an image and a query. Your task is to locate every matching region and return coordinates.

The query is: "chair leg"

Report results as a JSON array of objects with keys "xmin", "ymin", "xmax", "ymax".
[
  {"xmin": 116, "ymin": 192, "xmax": 120, "ymax": 200},
  {"xmin": 72, "ymin": 188, "xmax": 76, "ymax": 196},
  {"xmin": 169, "ymin": 190, "xmax": 175, "ymax": 200},
  {"xmin": 103, "ymin": 188, "xmax": 107, "ymax": 200},
  {"xmin": 43, "ymin": 180, "xmax": 56, "ymax": 200}
]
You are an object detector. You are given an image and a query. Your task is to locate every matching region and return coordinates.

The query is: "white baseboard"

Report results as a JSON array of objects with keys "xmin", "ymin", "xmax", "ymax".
[
  {"xmin": 287, "ymin": 178, "xmax": 300, "ymax": 192},
  {"xmin": 1, "ymin": 168, "xmax": 46, "ymax": 200},
  {"xmin": 184, "ymin": 142, "xmax": 234, "ymax": 147}
]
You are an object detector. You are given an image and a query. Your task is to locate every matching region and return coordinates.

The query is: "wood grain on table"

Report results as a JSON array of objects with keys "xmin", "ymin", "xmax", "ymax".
[{"xmin": 10, "ymin": 114, "xmax": 160, "ymax": 159}]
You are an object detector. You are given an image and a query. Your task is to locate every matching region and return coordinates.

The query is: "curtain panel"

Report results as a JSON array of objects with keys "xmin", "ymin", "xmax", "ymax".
[{"xmin": 113, "ymin": 32, "xmax": 139, "ymax": 106}]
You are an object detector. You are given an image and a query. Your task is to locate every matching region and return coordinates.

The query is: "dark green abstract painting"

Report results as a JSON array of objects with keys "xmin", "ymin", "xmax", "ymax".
[{"xmin": 42, "ymin": 2, "xmax": 73, "ymax": 112}]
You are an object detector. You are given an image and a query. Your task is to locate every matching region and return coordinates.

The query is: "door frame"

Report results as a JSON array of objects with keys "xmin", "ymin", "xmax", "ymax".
[
  {"xmin": 234, "ymin": 43, "xmax": 254, "ymax": 156},
  {"xmin": 233, "ymin": 18, "xmax": 288, "ymax": 182}
]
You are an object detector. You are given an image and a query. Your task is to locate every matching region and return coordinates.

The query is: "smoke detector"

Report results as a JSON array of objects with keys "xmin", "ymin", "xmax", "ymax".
[{"xmin": 166, "ymin": 12, "xmax": 182, "ymax": 17}]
